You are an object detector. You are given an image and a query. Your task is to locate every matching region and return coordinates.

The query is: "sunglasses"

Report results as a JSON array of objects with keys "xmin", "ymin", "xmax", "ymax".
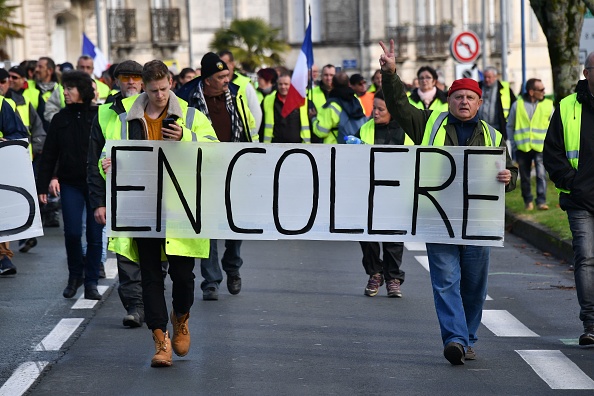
[
  {"xmin": 9, "ymin": 75, "xmax": 21, "ymax": 80},
  {"xmin": 118, "ymin": 75, "xmax": 142, "ymax": 82},
  {"xmin": 0, "ymin": 79, "xmax": 7, "ymax": 84}
]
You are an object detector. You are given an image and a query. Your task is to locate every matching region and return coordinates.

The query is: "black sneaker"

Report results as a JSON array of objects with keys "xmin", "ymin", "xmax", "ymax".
[
  {"xmin": 579, "ymin": 327, "xmax": 594, "ymax": 346},
  {"xmin": 19, "ymin": 238, "xmax": 37, "ymax": 253},
  {"xmin": 203, "ymin": 287, "xmax": 219, "ymax": 301},
  {"xmin": 227, "ymin": 274, "xmax": 242, "ymax": 295},
  {"xmin": 444, "ymin": 342, "xmax": 465, "ymax": 365},
  {"xmin": 0, "ymin": 257, "xmax": 17, "ymax": 276}
]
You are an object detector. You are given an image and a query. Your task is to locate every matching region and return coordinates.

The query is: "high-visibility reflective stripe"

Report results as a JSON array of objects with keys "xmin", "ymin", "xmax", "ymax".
[
  {"xmin": 186, "ymin": 107, "xmax": 195, "ymax": 130},
  {"xmin": 264, "ymin": 123, "xmax": 273, "ymax": 128},
  {"xmin": 119, "ymin": 112, "xmax": 128, "ymax": 140},
  {"xmin": 263, "ymin": 136, "xmax": 272, "ymax": 142},
  {"xmin": 203, "ymin": 135, "xmax": 218, "ymax": 141},
  {"xmin": 329, "ymin": 104, "xmax": 341, "ymax": 116},
  {"xmin": 301, "ymin": 126, "xmax": 309, "ymax": 131},
  {"xmin": 567, "ymin": 150, "xmax": 579, "ymax": 159},
  {"xmin": 428, "ymin": 112, "xmax": 449, "ymax": 145},
  {"xmin": 302, "ymin": 137, "xmax": 311, "ymax": 143}
]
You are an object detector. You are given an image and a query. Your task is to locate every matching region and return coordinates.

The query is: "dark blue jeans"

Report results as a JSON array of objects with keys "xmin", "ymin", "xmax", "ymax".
[
  {"xmin": 60, "ymin": 183, "xmax": 102, "ymax": 287},
  {"xmin": 567, "ymin": 209, "xmax": 594, "ymax": 329},
  {"xmin": 427, "ymin": 243, "xmax": 490, "ymax": 347},
  {"xmin": 200, "ymin": 239, "xmax": 243, "ymax": 290}
]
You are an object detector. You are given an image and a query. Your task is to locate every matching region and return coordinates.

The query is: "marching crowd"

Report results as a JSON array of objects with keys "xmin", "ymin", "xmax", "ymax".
[{"xmin": 0, "ymin": 42, "xmax": 592, "ymax": 367}]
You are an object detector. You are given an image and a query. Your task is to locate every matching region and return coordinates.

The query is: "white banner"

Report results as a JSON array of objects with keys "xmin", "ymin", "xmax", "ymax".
[
  {"xmin": 0, "ymin": 140, "xmax": 43, "ymax": 243},
  {"xmin": 106, "ymin": 141, "xmax": 507, "ymax": 246}
]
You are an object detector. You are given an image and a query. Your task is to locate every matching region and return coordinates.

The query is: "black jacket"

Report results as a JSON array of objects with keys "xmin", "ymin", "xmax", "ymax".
[
  {"xmin": 37, "ymin": 102, "xmax": 98, "ymax": 193},
  {"xmin": 544, "ymin": 79, "xmax": 594, "ymax": 212},
  {"xmin": 372, "ymin": 120, "xmax": 407, "ymax": 145}
]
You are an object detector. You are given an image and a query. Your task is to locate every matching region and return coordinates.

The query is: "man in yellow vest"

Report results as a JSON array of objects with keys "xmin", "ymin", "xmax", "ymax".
[
  {"xmin": 88, "ymin": 60, "xmax": 215, "ymax": 367},
  {"xmin": 478, "ymin": 66, "xmax": 516, "ymax": 141},
  {"xmin": 261, "ymin": 70, "xmax": 311, "ymax": 143},
  {"xmin": 218, "ymin": 50, "xmax": 262, "ymax": 134},
  {"xmin": 507, "ymin": 78, "xmax": 553, "ymax": 211},
  {"xmin": 544, "ymin": 52, "xmax": 594, "ymax": 347},
  {"xmin": 379, "ymin": 39, "xmax": 518, "ymax": 365}
]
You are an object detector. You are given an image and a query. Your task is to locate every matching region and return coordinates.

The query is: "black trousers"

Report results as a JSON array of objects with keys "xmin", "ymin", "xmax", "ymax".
[
  {"xmin": 135, "ymin": 238, "xmax": 195, "ymax": 331},
  {"xmin": 359, "ymin": 241, "xmax": 405, "ymax": 283}
]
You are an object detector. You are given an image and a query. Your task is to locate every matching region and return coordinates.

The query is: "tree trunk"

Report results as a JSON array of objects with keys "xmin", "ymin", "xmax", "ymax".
[{"xmin": 530, "ymin": 0, "xmax": 585, "ymax": 104}]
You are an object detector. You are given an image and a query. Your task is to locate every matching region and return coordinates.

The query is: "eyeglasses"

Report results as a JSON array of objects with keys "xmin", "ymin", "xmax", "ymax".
[
  {"xmin": 533, "ymin": 88, "xmax": 545, "ymax": 92},
  {"xmin": 9, "ymin": 75, "xmax": 21, "ymax": 80},
  {"xmin": 418, "ymin": 77, "xmax": 433, "ymax": 81},
  {"xmin": 118, "ymin": 75, "xmax": 142, "ymax": 82}
]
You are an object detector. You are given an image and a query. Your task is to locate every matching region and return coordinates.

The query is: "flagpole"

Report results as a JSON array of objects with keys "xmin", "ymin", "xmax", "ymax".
[{"xmin": 307, "ymin": 5, "xmax": 313, "ymax": 105}]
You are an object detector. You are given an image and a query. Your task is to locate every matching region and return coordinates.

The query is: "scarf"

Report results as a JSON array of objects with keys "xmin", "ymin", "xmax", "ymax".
[
  {"xmin": 418, "ymin": 87, "xmax": 437, "ymax": 108},
  {"xmin": 191, "ymin": 80, "xmax": 243, "ymax": 142}
]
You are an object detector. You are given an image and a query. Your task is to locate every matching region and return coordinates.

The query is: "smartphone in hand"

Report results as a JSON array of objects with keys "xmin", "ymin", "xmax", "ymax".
[{"xmin": 162, "ymin": 117, "xmax": 176, "ymax": 139}]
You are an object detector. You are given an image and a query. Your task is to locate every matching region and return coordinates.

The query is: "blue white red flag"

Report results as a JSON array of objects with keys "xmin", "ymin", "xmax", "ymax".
[
  {"xmin": 281, "ymin": 18, "xmax": 314, "ymax": 118},
  {"xmin": 82, "ymin": 33, "xmax": 109, "ymax": 78}
]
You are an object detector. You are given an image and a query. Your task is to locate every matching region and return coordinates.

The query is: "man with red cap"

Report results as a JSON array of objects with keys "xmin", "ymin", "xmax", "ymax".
[{"xmin": 379, "ymin": 39, "xmax": 518, "ymax": 365}]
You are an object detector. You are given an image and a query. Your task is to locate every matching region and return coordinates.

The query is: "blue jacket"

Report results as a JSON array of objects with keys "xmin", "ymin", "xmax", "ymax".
[{"xmin": 0, "ymin": 98, "xmax": 28, "ymax": 139}]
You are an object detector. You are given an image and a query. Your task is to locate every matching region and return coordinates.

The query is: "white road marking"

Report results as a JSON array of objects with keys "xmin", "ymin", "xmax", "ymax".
[
  {"xmin": 482, "ymin": 310, "xmax": 539, "ymax": 337},
  {"xmin": 404, "ymin": 242, "xmax": 426, "ymax": 251},
  {"xmin": 71, "ymin": 286, "xmax": 109, "ymax": 309},
  {"xmin": 414, "ymin": 255, "xmax": 430, "ymax": 271},
  {"xmin": 516, "ymin": 350, "xmax": 594, "ymax": 389},
  {"xmin": 104, "ymin": 257, "xmax": 118, "ymax": 279},
  {"xmin": 0, "ymin": 361, "xmax": 48, "ymax": 396},
  {"xmin": 34, "ymin": 318, "xmax": 84, "ymax": 351}
]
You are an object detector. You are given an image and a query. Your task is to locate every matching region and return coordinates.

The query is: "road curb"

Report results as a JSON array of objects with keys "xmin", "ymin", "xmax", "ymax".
[{"xmin": 505, "ymin": 209, "xmax": 573, "ymax": 263}]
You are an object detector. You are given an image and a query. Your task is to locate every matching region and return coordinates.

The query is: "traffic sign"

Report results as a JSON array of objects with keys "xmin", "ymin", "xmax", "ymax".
[{"xmin": 450, "ymin": 31, "xmax": 481, "ymax": 64}]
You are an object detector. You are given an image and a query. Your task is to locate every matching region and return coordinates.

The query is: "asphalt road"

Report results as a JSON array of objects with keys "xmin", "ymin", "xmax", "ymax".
[{"xmin": 1, "ymin": 226, "xmax": 592, "ymax": 396}]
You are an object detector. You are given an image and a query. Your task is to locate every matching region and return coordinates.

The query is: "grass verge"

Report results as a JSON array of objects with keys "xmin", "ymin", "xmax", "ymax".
[{"xmin": 505, "ymin": 176, "xmax": 572, "ymax": 241}]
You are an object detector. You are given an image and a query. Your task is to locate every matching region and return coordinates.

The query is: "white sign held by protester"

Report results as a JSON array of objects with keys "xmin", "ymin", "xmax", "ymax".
[
  {"xmin": 106, "ymin": 142, "xmax": 507, "ymax": 246},
  {"xmin": 0, "ymin": 140, "xmax": 44, "ymax": 243}
]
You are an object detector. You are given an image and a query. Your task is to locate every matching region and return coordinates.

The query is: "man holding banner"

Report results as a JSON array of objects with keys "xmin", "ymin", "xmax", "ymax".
[
  {"xmin": 379, "ymin": 39, "xmax": 518, "ymax": 365},
  {"xmin": 89, "ymin": 60, "xmax": 216, "ymax": 367}
]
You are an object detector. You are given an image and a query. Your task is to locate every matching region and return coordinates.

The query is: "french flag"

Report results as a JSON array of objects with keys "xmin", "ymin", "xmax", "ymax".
[
  {"xmin": 82, "ymin": 33, "xmax": 109, "ymax": 78},
  {"xmin": 281, "ymin": 18, "xmax": 314, "ymax": 118}
]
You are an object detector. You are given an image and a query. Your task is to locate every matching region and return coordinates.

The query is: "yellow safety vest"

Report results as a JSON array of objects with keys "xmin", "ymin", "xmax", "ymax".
[
  {"xmin": 422, "ymin": 111, "xmax": 502, "ymax": 147},
  {"xmin": 500, "ymin": 81, "xmax": 512, "ymax": 120},
  {"xmin": 262, "ymin": 91, "xmax": 310, "ymax": 143},
  {"xmin": 513, "ymin": 98, "xmax": 553, "ymax": 153},
  {"xmin": 309, "ymin": 85, "xmax": 328, "ymax": 111},
  {"xmin": 409, "ymin": 96, "xmax": 449, "ymax": 112},
  {"xmin": 359, "ymin": 119, "xmax": 414, "ymax": 145},
  {"xmin": 101, "ymin": 95, "xmax": 217, "ymax": 262},
  {"xmin": 557, "ymin": 93, "xmax": 581, "ymax": 193}
]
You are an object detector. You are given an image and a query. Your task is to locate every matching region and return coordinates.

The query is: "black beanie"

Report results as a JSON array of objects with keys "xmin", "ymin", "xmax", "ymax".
[{"xmin": 200, "ymin": 52, "xmax": 228, "ymax": 80}]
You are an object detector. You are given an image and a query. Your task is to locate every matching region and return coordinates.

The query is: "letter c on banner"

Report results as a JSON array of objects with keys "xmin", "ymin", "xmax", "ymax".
[{"xmin": 0, "ymin": 184, "xmax": 35, "ymax": 236}]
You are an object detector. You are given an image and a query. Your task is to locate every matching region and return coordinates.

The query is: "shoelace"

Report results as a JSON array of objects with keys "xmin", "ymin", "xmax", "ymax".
[
  {"xmin": 175, "ymin": 321, "xmax": 189, "ymax": 335},
  {"xmin": 386, "ymin": 280, "xmax": 400, "ymax": 291},
  {"xmin": 367, "ymin": 277, "xmax": 383, "ymax": 289}
]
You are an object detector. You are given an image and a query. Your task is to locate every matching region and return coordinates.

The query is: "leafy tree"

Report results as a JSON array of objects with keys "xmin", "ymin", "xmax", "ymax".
[
  {"xmin": 210, "ymin": 18, "xmax": 290, "ymax": 73},
  {"xmin": 530, "ymin": 0, "xmax": 594, "ymax": 103},
  {"xmin": 0, "ymin": 0, "xmax": 25, "ymax": 59}
]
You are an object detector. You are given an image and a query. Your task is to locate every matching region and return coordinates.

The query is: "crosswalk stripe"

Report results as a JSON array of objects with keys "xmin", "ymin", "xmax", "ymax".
[
  {"xmin": 482, "ymin": 310, "xmax": 539, "ymax": 337},
  {"xmin": 104, "ymin": 257, "xmax": 118, "ymax": 279},
  {"xmin": 34, "ymin": 318, "xmax": 84, "ymax": 351},
  {"xmin": 71, "ymin": 286, "xmax": 109, "ymax": 309},
  {"xmin": 0, "ymin": 361, "xmax": 48, "ymax": 396},
  {"xmin": 404, "ymin": 242, "xmax": 426, "ymax": 251},
  {"xmin": 516, "ymin": 350, "xmax": 594, "ymax": 389}
]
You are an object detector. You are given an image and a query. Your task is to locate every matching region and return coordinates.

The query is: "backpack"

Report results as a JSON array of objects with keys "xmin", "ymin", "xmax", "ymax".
[{"xmin": 334, "ymin": 109, "xmax": 367, "ymax": 144}]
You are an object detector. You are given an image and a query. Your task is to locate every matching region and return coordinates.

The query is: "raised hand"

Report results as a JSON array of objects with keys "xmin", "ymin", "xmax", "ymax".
[{"xmin": 379, "ymin": 39, "xmax": 397, "ymax": 74}]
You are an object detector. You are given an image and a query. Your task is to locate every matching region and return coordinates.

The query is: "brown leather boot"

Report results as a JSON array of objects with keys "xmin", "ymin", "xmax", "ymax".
[
  {"xmin": 151, "ymin": 329, "xmax": 172, "ymax": 367},
  {"xmin": 170, "ymin": 311, "xmax": 191, "ymax": 357}
]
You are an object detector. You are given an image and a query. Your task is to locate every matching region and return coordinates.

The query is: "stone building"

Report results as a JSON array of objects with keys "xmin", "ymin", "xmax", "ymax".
[{"xmin": 3, "ymin": 0, "xmax": 552, "ymax": 92}]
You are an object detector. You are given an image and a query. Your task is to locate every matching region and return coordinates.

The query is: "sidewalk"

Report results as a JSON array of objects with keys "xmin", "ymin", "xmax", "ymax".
[{"xmin": 505, "ymin": 209, "xmax": 573, "ymax": 264}]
